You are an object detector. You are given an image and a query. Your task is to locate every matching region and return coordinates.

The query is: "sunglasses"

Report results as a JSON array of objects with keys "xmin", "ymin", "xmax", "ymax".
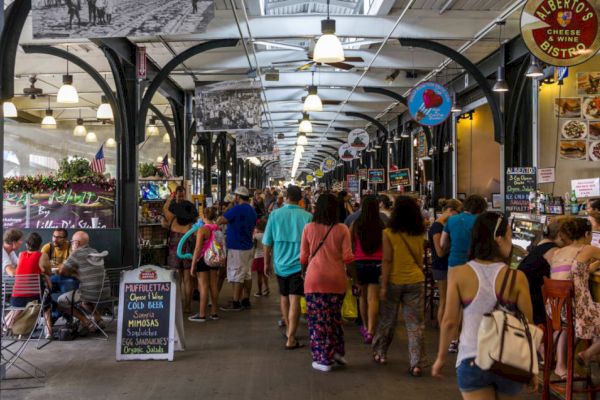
[
  {"xmin": 53, "ymin": 235, "xmax": 67, "ymax": 239},
  {"xmin": 493, "ymin": 213, "xmax": 505, "ymax": 237}
]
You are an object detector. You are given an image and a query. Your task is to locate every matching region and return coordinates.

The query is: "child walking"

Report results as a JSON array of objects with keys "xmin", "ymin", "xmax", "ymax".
[{"xmin": 253, "ymin": 218, "xmax": 270, "ymax": 297}]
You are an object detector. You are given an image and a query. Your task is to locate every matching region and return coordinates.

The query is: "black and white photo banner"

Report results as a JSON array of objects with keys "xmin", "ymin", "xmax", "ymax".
[
  {"xmin": 236, "ymin": 130, "xmax": 275, "ymax": 159},
  {"xmin": 32, "ymin": 0, "xmax": 214, "ymax": 39},
  {"xmin": 195, "ymin": 85, "xmax": 262, "ymax": 132}
]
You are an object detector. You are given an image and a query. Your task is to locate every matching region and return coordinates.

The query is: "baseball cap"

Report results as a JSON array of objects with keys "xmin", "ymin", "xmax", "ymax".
[{"xmin": 234, "ymin": 186, "xmax": 250, "ymax": 197}]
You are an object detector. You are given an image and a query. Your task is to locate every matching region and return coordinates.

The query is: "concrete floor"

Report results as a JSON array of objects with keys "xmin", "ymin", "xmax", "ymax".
[{"xmin": 2, "ymin": 286, "xmax": 540, "ymax": 400}]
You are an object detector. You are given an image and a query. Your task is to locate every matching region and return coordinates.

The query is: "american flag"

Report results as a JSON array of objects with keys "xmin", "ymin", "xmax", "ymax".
[
  {"xmin": 160, "ymin": 154, "xmax": 170, "ymax": 177},
  {"xmin": 91, "ymin": 145, "xmax": 105, "ymax": 174}
]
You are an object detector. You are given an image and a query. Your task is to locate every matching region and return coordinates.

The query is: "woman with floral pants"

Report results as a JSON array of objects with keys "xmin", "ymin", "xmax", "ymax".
[{"xmin": 301, "ymin": 193, "xmax": 354, "ymax": 372}]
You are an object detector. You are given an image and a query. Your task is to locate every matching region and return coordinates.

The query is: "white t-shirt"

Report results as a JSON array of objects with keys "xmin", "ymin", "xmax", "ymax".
[
  {"xmin": 253, "ymin": 232, "xmax": 264, "ymax": 259},
  {"xmin": 2, "ymin": 247, "xmax": 18, "ymax": 274}
]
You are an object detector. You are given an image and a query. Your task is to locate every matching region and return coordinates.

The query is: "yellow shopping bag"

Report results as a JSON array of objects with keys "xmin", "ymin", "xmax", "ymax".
[
  {"xmin": 300, "ymin": 296, "xmax": 307, "ymax": 314},
  {"xmin": 341, "ymin": 280, "xmax": 358, "ymax": 320}
]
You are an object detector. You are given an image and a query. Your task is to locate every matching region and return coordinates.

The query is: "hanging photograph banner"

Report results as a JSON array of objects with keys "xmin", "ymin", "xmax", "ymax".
[
  {"xmin": 194, "ymin": 85, "xmax": 261, "ymax": 132},
  {"xmin": 32, "ymin": 0, "xmax": 214, "ymax": 39},
  {"xmin": 389, "ymin": 168, "xmax": 411, "ymax": 187},
  {"xmin": 236, "ymin": 130, "xmax": 274, "ymax": 159},
  {"xmin": 408, "ymin": 82, "xmax": 452, "ymax": 126},
  {"xmin": 3, "ymin": 183, "xmax": 115, "ymax": 229},
  {"xmin": 346, "ymin": 174, "xmax": 359, "ymax": 194},
  {"xmin": 321, "ymin": 157, "xmax": 337, "ymax": 173},
  {"xmin": 338, "ymin": 143, "xmax": 357, "ymax": 162},
  {"xmin": 368, "ymin": 169, "xmax": 385, "ymax": 184},
  {"xmin": 520, "ymin": 0, "xmax": 600, "ymax": 67},
  {"xmin": 347, "ymin": 129, "xmax": 370, "ymax": 151}
]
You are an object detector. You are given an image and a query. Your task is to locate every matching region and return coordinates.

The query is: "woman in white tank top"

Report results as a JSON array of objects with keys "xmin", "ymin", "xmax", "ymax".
[{"xmin": 431, "ymin": 212, "xmax": 535, "ymax": 399}]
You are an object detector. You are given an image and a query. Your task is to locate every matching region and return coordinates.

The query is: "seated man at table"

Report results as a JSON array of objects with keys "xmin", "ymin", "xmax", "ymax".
[
  {"xmin": 56, "ymin": 231, "xmax": 110, "ymax": 333},
  {"xmin": 42, "ymin": 228, "xmax": 71, "ymax": 268},
  {"xmin": 3, "ymin": 229, "xmax": 23, "ymax": 278}
]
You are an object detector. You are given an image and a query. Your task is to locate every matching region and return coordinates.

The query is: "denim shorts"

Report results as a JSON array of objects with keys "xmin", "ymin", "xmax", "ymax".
[{"xmin": 456, "ymin": 358, "xmax": 523, "ymax": 396}]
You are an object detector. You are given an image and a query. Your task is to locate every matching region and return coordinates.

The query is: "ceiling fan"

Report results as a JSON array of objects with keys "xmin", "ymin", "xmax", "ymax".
[
  {"xmin": 22, "ymin": 76, "xmax": 43, "ymax": 99},
  {"xmin": 271, "ymin": 53, "xmax": 364, "ymax": 71}
]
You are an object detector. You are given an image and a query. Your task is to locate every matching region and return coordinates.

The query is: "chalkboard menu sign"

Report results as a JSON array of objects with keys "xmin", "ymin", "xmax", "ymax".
[
  {"xmin": 505, "ymin": 167, "xmax": 536, "ymax": 213},
  {"xmin": 389, "ymin": 168, "xmax": 411, "ymax": 187},
  {"xmin": 116, "ymin": 266, "xmax": 177, "ymax": 361},
  {"xmin": 368, "ymin": 169, "xmax": 385, "ymax": 184}
]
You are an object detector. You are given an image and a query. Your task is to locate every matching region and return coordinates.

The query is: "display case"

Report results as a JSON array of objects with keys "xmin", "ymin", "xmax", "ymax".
[
  {"xmin": 509, "ymin": 213, "xmax": 548, "ymax": 268},
  {"xmin": 138, "ymin": 178, "xmax": 184, "ymax": 266}
]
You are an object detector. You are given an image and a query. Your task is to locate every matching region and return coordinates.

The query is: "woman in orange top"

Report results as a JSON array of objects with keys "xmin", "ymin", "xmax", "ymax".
[
  {"xmin": 372, "ymin": 196, "xmax": 426, "ymax": 377},
  {"xmin": 301, "ymin": 193, "xmax": 354, "ymax": 372}
]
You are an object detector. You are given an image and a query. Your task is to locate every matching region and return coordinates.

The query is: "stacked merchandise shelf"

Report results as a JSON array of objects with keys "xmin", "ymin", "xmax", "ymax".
[{"xmin": 138, "ymin": 178, "xmax": 184, "ymax": 266}]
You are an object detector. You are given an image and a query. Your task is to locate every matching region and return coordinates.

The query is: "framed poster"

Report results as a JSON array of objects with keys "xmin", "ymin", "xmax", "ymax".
[
  {"xmin": 195, "ymin": 86, "xmax": 261, "ymax": 132},
  {"xmin": 389, "ymin": 168, "xmax": 411, "ymax": 187},
  {"xmin": 346, "ymin": 174, "xmax": 359, "ymax": 194},
  {"xmin": 368, "ymin": 169, "xmax": 385, "ymax": 184}
]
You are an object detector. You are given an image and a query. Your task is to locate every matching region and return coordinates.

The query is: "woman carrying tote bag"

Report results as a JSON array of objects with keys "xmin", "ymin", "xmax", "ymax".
[{"xmin": 432, "ymin": 212, "xmax": 537, "ymax": 398}]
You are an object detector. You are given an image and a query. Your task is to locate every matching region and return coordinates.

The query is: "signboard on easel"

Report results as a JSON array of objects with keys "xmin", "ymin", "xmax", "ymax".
[{"xmin": 116, "ymin": 266, "xmax": 184, "ymax": 361}]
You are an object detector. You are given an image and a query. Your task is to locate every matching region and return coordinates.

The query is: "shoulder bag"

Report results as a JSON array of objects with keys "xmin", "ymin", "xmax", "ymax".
[
  {"xmin": 396, "ymin": 232, "xmax": 423, "ymax": 269},
  {"xmin": 475, "ymin": 268, "xmax": 543, "ymax": 383},
  {"xmin": 302, "ymin": 224, "xmax": 335, "ymax": 273}
]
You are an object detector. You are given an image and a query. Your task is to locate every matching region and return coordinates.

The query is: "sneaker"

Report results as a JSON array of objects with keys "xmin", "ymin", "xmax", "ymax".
[
  {"xmin": 448, "ymin": 340, "xmax": 459, "ymax": 353},
  {"xmin": 220, "ymin": 301, "xmax": 242, "ymax": 312},
  {"xmin": 253, "ymin": 292, "xmax": 264, "ymax": 298},
  {"xmin": 333, "ymin": 353, "xmax": 348, "ymax": 366},
  {"xmin": 241, "ymin": 298, "xmax": 251, "ymax": 309},
  {"xmin": 209, "ymin": 314, "xmax": 220, "ymax": 321},
  {"xmin": 312, "ymin": 362, "xmax": 332, "ymax": 372},
  {"xmin": 188, "ymin": 314, "xmax": 206, "ymax": 323},
  {"xmin": 262, "ymin": 289, "xmax": 270, "ymax": 296}
]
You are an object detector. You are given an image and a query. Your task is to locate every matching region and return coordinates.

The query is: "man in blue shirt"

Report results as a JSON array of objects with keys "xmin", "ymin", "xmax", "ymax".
[
  {"xmin": 217, "ymin": 186, "xmax": 257, "ymax": 311},
  {"xmin": 263, "ymin": 185, "xmax": 312, "ymax": 349}
]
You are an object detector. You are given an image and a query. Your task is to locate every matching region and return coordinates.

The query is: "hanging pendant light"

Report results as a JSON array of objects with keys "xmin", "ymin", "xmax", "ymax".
[
  {"xmin": 297, "ymin": 131, "xmax": 308, "ymax": 146},
  {"xmin": 493, "ymin": 66, "xmax": 509, "ymax": 92},
  {"xmin": 386, "ymin": 133, "xmax": 394, "ymax": 144},
  {"xmin": 298, "ymin": 113, "xmax": 313, "ymax": 133},
  {"xmin": 85, "ymin": 131, "xmax": 98, "ymax": 143},
  {"xmin": 451, "ymin": 93, "xmax": 462, "ymax": 113},
  {"xmin": 106, "ymin": 138, "xmax": 117, "ymax": 147},
  {"xmin": 97, "ymin": 95, "xmax": 114, "ymax": 120},
  {"xmin": 394, "ymin": 129, "xmax": 402, "ymax": 141},
  {"xmin": 3, "ymin": 101, "xmax": 18, "ymax": 117},
  {"xmin": 73, "ymin": 118, "xmax": 87, "ymax": 136},
  {"xmin": 57, "ymin": 51, "xmax": 79, "ymax": 103},
  {"xmin": 162, "ymin": 133, "xmax": 170, "ymax": 143},
  {"xmin": 525, "ymin": 56, "xmax": 543, "ymax": 78},
  {"xmin": 313, "ymin": 0, "xmax": 345, "ymax": 64},
  {"xmin": 57, "ymin": 75, "xmax": 79, "ymax": 103},
  {"xmin": 304, "ymin": 85, "xmax": 323, "ymax": 112},
  {"xmin": 146, "ymin": 116, "xmax": 159, "ymax": 137},
  {"xmin": 374, "ymin": 141, "xmax": 381, "ymax": 149},
  {"xmin": 41, "ymin": 96, "xmax": 56, "ymax": 128}
]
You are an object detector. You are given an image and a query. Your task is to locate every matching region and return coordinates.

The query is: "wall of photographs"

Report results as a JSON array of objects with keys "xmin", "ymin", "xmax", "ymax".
[{"xmin": 539, "ymin": 56, "xmax": 600, "ymax": 195}]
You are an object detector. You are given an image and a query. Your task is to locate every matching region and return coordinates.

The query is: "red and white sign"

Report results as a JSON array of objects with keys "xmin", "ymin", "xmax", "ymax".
[
  {"xmin": 139, "ymin": 268, "xmax": 158, "ymax": 281},
  {"xmin": 136, "ymin": 46, "xmax": 147, "ymax": 80},
  {"xmin": 571, "ymin": 177, "xmax": 600, "ymax": 198},
  {"xmin": 538, "ymin": 167, "xmax": 556, "ymax": 183},
  {"xmin": 520, "ymin": 0, "xmax": 600, "ymax": 67}
]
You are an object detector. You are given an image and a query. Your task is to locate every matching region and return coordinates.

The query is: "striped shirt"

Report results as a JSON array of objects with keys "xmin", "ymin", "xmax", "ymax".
[{"xmin": 63, "ymin": 246, "xmax": 110, "ymax": 302}]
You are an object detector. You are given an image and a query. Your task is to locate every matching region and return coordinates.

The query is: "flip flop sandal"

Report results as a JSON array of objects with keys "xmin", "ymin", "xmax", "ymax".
[
  {"xmin": 285, "ymin": 341, "xmax": 304, "ymax": 350},
  {"xmin": 408, "ymin": 366, "xmax": 422, "ymax": 377},
  {"xmin": 373, "ymin": 353, "xmax": 387, "ymax": 365}
]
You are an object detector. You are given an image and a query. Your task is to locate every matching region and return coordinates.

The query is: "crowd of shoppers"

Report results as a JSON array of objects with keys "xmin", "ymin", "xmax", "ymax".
[{"xmin": 4, "ymin": 181, "xmax": 600, "ymax": 399}]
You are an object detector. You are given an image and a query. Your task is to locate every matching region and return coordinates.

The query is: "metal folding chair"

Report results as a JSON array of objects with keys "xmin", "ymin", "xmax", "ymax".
[{"xmin": 1, "ymin": 274, "xmax": 48, "ymax": 383}]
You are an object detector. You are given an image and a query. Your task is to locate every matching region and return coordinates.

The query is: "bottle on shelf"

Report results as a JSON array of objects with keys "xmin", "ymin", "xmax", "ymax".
[{"xmin": 570, "ymin": 190, "xmax": 579, "ymax": 215}]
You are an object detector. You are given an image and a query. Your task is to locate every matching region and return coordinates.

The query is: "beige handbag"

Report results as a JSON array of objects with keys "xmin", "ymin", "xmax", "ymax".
[
  {"xmin": 475, "ymin": 269, "xmax": 543, "ymax": 383},
  {"xmin": 11, "ymin": 301, "xmax": 42, "ymax": 335}
]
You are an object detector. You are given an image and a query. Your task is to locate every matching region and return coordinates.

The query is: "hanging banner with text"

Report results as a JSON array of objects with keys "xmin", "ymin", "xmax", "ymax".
[
  {"xmin": 389, "ymin": 168, "xmax": 411, "ymax": 187},
  {"xmin": 3, "ymin": 184, "xmax": 115, "ymax": 229},
  {"xmin": 506, "ymin": 167, "xmax": 537, "ymax": 213},
  {"xmin": 346, "ymin": 174, "xmax": 359, "ymax": 194},
  {"xmin": 520, "ymin": 0, "xmax": 600, "ymax": 67},
  {"xmin": 116, "ymin": 266, "xmax": 177, "ymax": 361},
  {"xmin": 368, "ymin": 169, "xmax": 385, "ymax": 185}
]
